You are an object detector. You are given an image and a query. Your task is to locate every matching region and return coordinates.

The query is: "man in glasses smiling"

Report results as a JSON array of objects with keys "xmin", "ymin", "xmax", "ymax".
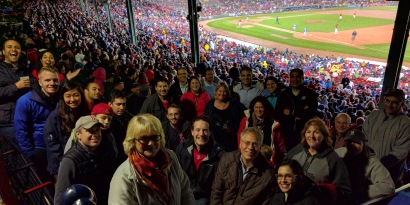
[{"xmin": 210, "ymin": 127, "xmax": 276, "ymax": 204}]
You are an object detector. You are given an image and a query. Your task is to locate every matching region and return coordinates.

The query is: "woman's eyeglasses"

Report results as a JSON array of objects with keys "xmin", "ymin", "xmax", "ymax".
[{"xmin": 136, "ymin": 135, "xmax": 162, "ymax": 145}]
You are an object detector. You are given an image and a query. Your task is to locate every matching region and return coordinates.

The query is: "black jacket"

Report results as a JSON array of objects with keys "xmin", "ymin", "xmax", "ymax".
[
  {"xmin": 204, "ymin": 98, "xmax": 245, "ymax": 151},
  {"xmin": 44, "ymin": 106, "xmax": 68, "ymax": 175},
  {"xmin": 109, "ymin": 112, "xmax": 133, "ymax": 165},
  {"xmin": 55, "ymin": 142, "xmax": 110, "ymax": 205},
  {"xmin": 162, "ymin": 119, "xmax": 191, "ymax": 151},
  {"xmin": 275, "ymin": 86, "xmax": 317, "ymax": 151},
  {"xmin": 139, "ymin": 93, "xmax": 172, "ymax": 122},
  {"xmin": 175, "ymin": 139, "xmax": 225, "ymax": 199},
  {"xmin": 0, "ymin": 61, "xmax": 33, "ymax": 126},
  {"xmin": 168, "ymin": 79, "xmax": 186, "ymax": 105}
]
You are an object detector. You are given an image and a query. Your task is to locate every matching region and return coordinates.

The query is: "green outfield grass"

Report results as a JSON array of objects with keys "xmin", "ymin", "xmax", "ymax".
[
  {"xmin": 260, "ymin": 14, "xmax": 392, "ymax": 32},
  {"xmin": 206, "ymin": 8, "xmax": 410, "ymax": 62}
]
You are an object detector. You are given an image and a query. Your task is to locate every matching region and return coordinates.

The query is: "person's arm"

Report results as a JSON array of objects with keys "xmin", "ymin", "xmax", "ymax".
[
  {"xmin": 210, "ymin": 154, "xmax": 227, "ymax": 205},
  {"xmin": 0, "ymin": 78, "xmax": 30, "ymax": 98},
  {"xmin": 139, "ymin": 97, "xmax": 151, "ymax": 114},
  {"xmin": 204, "ymin": 92, "xmax": 211, "ymax": 105},
  {"xmin": 172, "ymin": 150, "xmax": 195, "ymax": 205},
  {"xmin": 362, "ymin": 111, "xmax": 374, "ymax": 136},
  {"xmin": 54, "ymin": 158, "xmax": 76, "ymax": 205},
  {"xmin": 274, "ymin": 91, "xmax": 286, "ymax": 120},
  {"xmin": 295, "ymin": 89, "xmax": 318, "ymax": 120},
  {"xmin": 367, "ymin": 157, "xmax": 395, "ymax": 199},
  {"xmin": 237, "ymin": 117, "xmax": 247, "ymax": 148},
  {"xmin": 329, "ymin": 153, "xmax": 351, "ymax": 200},
  {"xmin": 108, "ymin": 162, "xmax": 139, "ymax": 205},
  {"xmin": 271, "ymin": 122, "xmax": 285, "ymax": 168},
  {"xmin": 14, "ymin": 96, "xmax": 34, "ymax": 157}
]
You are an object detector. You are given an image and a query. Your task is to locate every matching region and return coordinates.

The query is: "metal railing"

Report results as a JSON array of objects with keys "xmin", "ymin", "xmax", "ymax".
[{"xmin": 0, "ymin": 137, "xmax": 54, "ymax": 205}]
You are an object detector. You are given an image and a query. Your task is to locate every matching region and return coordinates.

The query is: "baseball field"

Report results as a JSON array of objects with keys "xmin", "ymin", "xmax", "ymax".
[{"xmin": 202, "ymin": 6, "xmax": 410, "ymax": 65}]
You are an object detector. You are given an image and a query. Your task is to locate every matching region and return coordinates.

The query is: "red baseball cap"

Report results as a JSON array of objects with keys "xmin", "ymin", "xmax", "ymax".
[{"xmin": 91, "ymin": 103, "xmax": 114, "ymax": 116}]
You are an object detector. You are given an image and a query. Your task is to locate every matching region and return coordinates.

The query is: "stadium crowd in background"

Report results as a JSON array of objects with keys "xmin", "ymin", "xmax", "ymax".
[{"xmin": 0, "ymin": 0, "xmax": 409, "ymax": 204}]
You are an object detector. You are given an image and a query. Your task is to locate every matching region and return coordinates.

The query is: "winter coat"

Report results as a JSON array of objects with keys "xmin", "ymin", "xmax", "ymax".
[
  {"xmin": 55, "ymin": 142, "xmax": 111, "ymax": 205},
  {"xmin": 162, "ymin": 120, "xmax": 191, "ymax": 151},
  {"xmin": 175, "ymin": 139, "xmax": 225, "ymax": 199},
  {"xmin": 108, "ymin": 149, "xmax": 195, "ymax": 205},
  {"xmin": 14, "ymin": 83, "xmax": 57, "ymax": 157},
  {"xmin": 363, "ymin": 109, "xmax": 410, "ymax": 181},
  {"xmin": 286, "ymin": 144, "xmax": 351, "ymax": 201},
  {"xmin": 210, "ymin": 151, "xmax": 277, "ymax": 205},
  {"xmin": 139, "ymin": 93, "xmax": 169, "ymax": 122},
  {"xmin": 0, "ymin": 61, "xmax": 33, "ymax": 127},
  {"xmin": 180, "ymin": 90, "xmax": 211, "ymax": 121},
  {"xmin": 335, "ymin": 147, "xmax": 395, "ymax": 203},
  {"xmin": 44, "ymin": 106, "xmax": 70, "ymax": 175},
  {"xmin": 275, "ymin": 86, "xmax": 317, "ymax": 151}
]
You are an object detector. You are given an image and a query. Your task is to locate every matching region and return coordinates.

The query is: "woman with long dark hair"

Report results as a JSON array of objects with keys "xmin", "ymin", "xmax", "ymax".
[
  {"xmin": 32, "ymin": 50, "xmax": 65, "ymax": 81},
  {"xmin": 237, "ymin": 96, "xmax": 284, "ymax": 167},
  {"xmin": 180, "ymin": 76, "xmax": 211, "ymax": 121},
  {"xmin": 44, "ymin": 81, "xmax": 89, "ymax": 176}
]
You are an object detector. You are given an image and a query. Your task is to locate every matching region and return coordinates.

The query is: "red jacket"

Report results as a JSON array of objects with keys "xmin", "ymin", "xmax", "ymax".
[{"xmin": 180, "ymin": 90, "xmax": 211, "ymax": 121}]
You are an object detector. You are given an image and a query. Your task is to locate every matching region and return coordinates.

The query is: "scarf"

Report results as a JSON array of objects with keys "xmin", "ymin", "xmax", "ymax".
[
  {"xmin": 252, "ymin": 112, "xmax": 265, "ymax": 130},
  {"xmin": 129, "ymin": 148, "xmax": 171, "ymax": 204}
]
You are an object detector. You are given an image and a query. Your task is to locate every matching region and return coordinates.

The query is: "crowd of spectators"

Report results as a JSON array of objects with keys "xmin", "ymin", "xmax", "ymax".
[{"xmin": 0, "ymin": 0, "xmax": 409, "ymax": 204}]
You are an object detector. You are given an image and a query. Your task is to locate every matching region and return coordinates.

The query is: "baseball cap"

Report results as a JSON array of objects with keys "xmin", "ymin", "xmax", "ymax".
[
  {"xmin": 91, "ymin": 103, "xmax": 114, "ymax": 115},
  {"xmin": 345, "ymin": 129, "xmax": 367, "ymax": 144},
  {"xmin": 383, "ymin": 88, "xmax": 405, "ymax": 102},
  {"xmin": 74, "ymin": 116, "xmax": 102, "ymax": 131}
]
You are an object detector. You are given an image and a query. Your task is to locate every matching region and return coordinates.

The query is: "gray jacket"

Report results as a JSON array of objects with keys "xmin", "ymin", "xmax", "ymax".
[
  {"xmin": 108, "ymin": 149, "xmax": 195, "ymax": 205},
  {"xmin": 286, "ymin": 144, "xmax": 351, "ymax": 199},
  {"xmin": 363, "ymin": 109, "xmax": 410, "ymax": 169},
  {"xmin": 336, "ymin": 147, "xmax": 395, "ymax": 201}
]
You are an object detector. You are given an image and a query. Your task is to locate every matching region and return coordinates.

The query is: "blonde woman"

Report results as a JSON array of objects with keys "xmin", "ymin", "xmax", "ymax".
[{"xmin": 108, "ymin": 114, "xmax": 195, "ymax": 204}]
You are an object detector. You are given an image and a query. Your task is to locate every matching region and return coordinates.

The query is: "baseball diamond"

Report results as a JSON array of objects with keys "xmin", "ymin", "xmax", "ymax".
[{"xmin": 202, "ymin": 6, "xmax": 410, "ymax": 66}]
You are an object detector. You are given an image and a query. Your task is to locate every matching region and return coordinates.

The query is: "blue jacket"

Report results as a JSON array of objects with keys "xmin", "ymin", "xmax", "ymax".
[{"xmin": 14, "ymin": 84, "xmax": 58, "ymax": 157}]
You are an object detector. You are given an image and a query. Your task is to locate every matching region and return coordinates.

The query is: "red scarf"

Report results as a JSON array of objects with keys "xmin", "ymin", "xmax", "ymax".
[{"xmin": 129, "ymin": 148, "xmax": 171, "ymax": 204}]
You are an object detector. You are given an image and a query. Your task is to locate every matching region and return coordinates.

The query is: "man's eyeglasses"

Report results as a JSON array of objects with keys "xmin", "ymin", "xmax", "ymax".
[
  {"xmin": 136, "ymin": 135, "xmax": 162, "ymax": 145},
  {"xmin": 275, "ymin": 174, "xmax": 296, "ymax": 180},
  {"xmin": 241, "ymin": 140, "xmax": 260, "ymax": 148},
  {"xmin": 384, "ymin": 99, "xmax": 400, "ymax": 106}
]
